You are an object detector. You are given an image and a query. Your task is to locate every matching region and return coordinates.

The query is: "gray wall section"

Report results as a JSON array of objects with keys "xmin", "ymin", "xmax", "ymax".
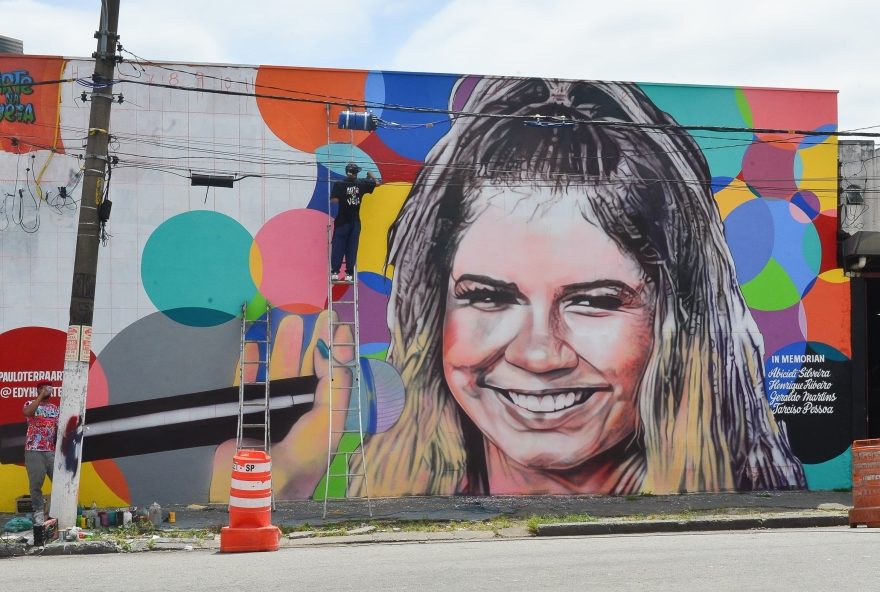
[
  {"xmin": 96, "ymin": 311, "xmax": 242, "ymax": 504},
  {"xmin": 115, "ymin": 447, "xmax": 217, "ymax": 507}
]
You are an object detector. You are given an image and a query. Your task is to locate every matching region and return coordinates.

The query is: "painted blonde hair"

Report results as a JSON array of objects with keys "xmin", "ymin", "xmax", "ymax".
[{"xmin": 356, "ymin": 77, "xmax": 805, "ymax": 496}]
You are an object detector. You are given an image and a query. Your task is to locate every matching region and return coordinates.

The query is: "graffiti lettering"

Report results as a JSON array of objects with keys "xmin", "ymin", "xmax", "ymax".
[
  {"xmin": 0, "ymin": 69, "xmax": 37, "ymax": 123},
  {"xmin": 0, "ymin": 69, "xmax": 33, "ymax": 96},
  {"xmin": 1, "ymin": 387, "xmax": 46, "ymax": 398},
  {"xmin": 0, "ymin": 370, "xmax": 64, "ymax": 382},
  {"xmin": 767, "ymin": 378, "xmax": 834, "ymax": 392},
  {"xmin": 802, "ymin": 402, "xmax": 834, "ymax": 414}
]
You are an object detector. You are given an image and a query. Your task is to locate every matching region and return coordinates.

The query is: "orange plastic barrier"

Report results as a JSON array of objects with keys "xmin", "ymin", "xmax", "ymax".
[
  {"xmin": 850, "ymin": 439, "xmax": 880, "ymax": 528},
  {"xmin": 220, "ymin": 450, "xmax": 281, "ymax": 552}
]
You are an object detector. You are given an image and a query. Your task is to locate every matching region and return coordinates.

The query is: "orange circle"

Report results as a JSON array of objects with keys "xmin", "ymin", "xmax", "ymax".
[{"xmin": 255, "ymin": 66, "xmax": 371, "ymax": 153}]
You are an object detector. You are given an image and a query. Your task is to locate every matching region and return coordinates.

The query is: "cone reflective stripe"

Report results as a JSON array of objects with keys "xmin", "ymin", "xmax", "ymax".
[
  {"xmin": 231, "ymin": 478, "xmax": 271, "ymax": 491},
  {"xmin": 221, "ymin": 449, "xmax": 281, "ymax": 553},
  {"xmin": 229, "ymin": 494, "xmax": 272, "ymax": 508}
]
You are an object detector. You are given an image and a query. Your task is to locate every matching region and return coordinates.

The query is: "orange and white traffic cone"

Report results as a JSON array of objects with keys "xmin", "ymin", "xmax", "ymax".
[{"xmin": 220, "ymin": 450, "xmax": 281, "ymax": 553}]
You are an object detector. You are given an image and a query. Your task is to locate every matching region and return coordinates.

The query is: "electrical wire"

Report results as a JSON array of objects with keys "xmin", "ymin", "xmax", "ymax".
[
  {"xmin": 5, "ymin": 66, "xmax": 880, "ymax": 239},
  {"xmin": 6, "ymin": 126, "xmax": 871, "ymax": 202},
  {"xmin": 23, "ymin": 73, "xmax": 880, "ymax": 139}
]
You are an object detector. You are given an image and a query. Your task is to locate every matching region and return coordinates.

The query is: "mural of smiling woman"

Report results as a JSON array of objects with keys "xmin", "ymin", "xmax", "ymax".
[
  {"xmin": 442, "ymin": 191, "xmax": 656, "ymax": 494},
  {"xmin": 0, "ymin": 56, "xmax": 844, "ymax": 509},
  {"xmin": 341, "ymin": 77, "xmax": 807, "ymax": 496}
]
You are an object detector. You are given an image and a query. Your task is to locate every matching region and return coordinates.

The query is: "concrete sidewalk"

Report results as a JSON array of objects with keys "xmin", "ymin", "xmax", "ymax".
[
  {"xmin": 163, "ymin": 489, "xmax": 855, "ymax": 530},
  {"xmin": 0, "ymin": 490, "xmax": 858, "ymax": 556}
]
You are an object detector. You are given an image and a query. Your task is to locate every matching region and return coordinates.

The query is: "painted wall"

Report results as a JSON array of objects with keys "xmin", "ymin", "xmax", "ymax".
[{"xmin": 0, "ymin": 56, "xmax": 848, "ymax": 509}]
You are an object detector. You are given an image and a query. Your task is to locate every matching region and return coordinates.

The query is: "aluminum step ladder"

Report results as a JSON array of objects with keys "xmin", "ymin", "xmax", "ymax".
[
  {"xmin": 236, "ymin": 302, "xmax": 274, "ymax": 506},
  {"xmin": 323, "ymin": 244, "xmax": 372, "ymax": 518}
]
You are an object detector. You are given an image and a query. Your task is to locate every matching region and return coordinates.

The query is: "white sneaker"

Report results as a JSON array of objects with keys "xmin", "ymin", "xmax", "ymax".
[
  {"xmin": 344, "ymin": 274, "xmax": 353, "ymax": 282},
  {"xmin": 331, "ymin": 272, "xmax": 340, "ymax": 282}
]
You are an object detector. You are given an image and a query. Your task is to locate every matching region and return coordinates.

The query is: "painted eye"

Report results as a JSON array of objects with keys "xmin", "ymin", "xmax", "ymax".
[
  {"xmin": 566, "ymin": 294, "xmax": 625, "ymax": 314},
  {"xmin": 455, "ymin": 288, "xmax": 519, "ymax": 311}
]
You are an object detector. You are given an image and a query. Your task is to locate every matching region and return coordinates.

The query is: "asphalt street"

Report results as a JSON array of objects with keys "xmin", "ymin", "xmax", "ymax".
[{"xmin": 3, "ymin": 527, "xmax": 878, "ymax": 591}]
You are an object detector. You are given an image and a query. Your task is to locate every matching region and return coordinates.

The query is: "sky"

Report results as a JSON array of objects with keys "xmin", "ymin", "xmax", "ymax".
[{"xmin": 7, "ymin": 0, "xmax": 880, "ymax": 133}]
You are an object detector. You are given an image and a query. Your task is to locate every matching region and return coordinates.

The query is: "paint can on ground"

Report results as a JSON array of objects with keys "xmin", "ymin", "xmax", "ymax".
[
  {"xmin": 168, "ymin": 511, "xmax": 176, "ymax": 524},
  {"xmin": 149, "ymin": 502, "xmax": 162, "ymax": 527}
]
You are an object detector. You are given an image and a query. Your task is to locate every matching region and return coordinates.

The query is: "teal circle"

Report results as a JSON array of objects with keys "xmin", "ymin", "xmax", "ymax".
[
  {"xmin": 639, "ymin": 84, "xmax": 752, "ymax": 179},
  {"xmin": 803, "ymin": 447, "xmax": 852, "ymax": 491},
  {"xmin": 141, "ymin": 211, "xmax": 257, "ymax": 327},
  {"xmin": 315, "ymin": 143, "xmax": 379, "ymax": 179}
]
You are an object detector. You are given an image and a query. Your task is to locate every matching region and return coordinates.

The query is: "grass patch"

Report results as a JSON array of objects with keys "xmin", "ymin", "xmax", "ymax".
[
  {"xmin": 526, "ymin": 513, "xmax": 596, "ymax": 534},
  {"xmin": 91, "ymin": 525, "xmax": 219, "ymax": 544},
  {"xmin": 625, "ymin": 491, "xmax": 656, "ymax": 501},
  {"xmin": 281, "ymin": 516, "xmax": 532, "ymax": 537},
  {"xmin": 153, "ymin": 528, "xmax": 219, "ymax": 539}
]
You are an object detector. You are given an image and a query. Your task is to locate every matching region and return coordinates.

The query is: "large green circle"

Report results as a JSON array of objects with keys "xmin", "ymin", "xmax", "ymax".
[{"xmin": 141, "ymin": 211, "xmax": 257, "ymax": 326}]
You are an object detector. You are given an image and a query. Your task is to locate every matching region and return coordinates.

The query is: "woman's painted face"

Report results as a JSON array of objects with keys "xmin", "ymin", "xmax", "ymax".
[{"xmin": 442, "ymin": 188, "xmax": 656, "ymax": 471}]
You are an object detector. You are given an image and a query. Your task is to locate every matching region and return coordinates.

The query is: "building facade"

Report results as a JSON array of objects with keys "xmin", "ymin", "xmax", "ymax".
[{"xmin": 0, "ymin": 55, "xmax": 850, "ymax": 509}]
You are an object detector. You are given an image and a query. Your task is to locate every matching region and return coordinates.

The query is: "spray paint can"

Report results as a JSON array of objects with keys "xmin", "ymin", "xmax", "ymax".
[{"xmin": 149, "ymin": 502, "xmax": 162, "ymax": 528}]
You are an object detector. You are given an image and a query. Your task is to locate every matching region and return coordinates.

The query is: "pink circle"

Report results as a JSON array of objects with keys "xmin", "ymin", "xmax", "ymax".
[
  {"xmin": 253, "ymin": 208, "xmax": 330, "ymax": 312},
  {"xmin": 87, "ymin": 355, "xmax": 109, "ymax": 409}
]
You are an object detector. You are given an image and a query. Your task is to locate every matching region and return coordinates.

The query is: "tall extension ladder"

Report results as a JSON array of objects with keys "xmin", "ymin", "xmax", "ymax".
[
  {"xmin": 236, "ymin": 302, "xmax": 274, "ymax": 505},
  {"xmin": 323, "ymin": 211, "xmax": 372, "ymax": 518}
]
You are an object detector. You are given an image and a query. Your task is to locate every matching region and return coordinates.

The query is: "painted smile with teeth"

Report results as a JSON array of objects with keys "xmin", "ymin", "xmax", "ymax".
[{"xmin": 490, "ymin": 387, "xmax": 604, "ymax": 413}]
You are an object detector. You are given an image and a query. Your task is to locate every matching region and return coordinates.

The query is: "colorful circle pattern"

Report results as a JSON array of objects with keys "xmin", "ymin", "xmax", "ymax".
[
  {"xmin": 141, "ymin": 211, "xmax": 257, "ymax": 327},
  {"xmin": 136, "ymin": 71, "xmax": 850, "ymax": 492}
]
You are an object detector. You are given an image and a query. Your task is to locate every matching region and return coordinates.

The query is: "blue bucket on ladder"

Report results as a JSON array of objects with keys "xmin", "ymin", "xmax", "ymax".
[{"xmin": 338, "ymin": 110, "xmax": 377, "ymax": 131}]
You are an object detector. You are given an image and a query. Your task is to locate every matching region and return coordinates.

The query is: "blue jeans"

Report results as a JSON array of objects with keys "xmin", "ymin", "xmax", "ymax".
[{"xmin": 331, "ymin": 220, "xmax": 361, "ymax": 274}]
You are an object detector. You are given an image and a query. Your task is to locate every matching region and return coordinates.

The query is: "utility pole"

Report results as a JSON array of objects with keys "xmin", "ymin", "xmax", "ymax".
[{"xmin": 51, "ymin": 0, "xmax": 120, "ymax": 529}]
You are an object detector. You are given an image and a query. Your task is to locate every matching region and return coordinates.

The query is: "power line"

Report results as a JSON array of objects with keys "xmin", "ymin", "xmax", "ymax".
[
  {"xmin": 21, "ymin": 74, "xmax": 880, "ymax": 139},
  {"xmin": 6, "ymin": 130, "xmax": 862, "ymax": 199}
]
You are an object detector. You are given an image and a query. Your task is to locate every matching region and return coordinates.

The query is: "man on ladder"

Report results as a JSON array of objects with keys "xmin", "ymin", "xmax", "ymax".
[{"xmin": 330, "ymin": 162, "xmax": 378, "ymax": 282}]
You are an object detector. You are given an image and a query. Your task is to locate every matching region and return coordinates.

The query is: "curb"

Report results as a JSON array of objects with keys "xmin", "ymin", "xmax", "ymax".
[
  {"xmin": 30, "ymin": 541, "xmax": 120, "ymax": 556},
  {"xmin": 0, "ymin": 542, "xmax": 27, "ymax": 557},
  {"xmin": 535, "ymin": 514, "xmax": 849, "ymax": 537},
  {"xmin": 284, "ymin": 530, "xmax": 498, "ymax": 546}
]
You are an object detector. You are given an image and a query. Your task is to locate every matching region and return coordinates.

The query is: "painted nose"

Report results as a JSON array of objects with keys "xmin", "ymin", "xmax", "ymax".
[{"xmin": 503, "ymin": 309, "xmax": 577, "ymax": 374}]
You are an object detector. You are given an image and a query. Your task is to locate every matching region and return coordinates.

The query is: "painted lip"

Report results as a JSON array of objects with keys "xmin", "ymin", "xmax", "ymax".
[{"xmin": 483, "ymin": 383, "xmax": 611, "ymax": 415}]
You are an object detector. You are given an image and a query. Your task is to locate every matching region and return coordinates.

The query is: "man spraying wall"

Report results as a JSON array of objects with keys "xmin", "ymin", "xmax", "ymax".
[{"xmin": 329, "ymin": 162, "xmax": 378, "ymax": 282}]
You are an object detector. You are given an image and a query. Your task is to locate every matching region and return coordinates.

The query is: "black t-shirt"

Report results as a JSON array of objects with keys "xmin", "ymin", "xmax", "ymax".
[{"xmin": 331, "ymin": 178, "xmax": 376, "ymax": 225}]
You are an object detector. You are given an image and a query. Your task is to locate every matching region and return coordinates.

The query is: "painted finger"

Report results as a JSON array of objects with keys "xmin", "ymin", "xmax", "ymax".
[{"xmin": 269, "ymin": 313, "xmax": 304, "ymax": 380}]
